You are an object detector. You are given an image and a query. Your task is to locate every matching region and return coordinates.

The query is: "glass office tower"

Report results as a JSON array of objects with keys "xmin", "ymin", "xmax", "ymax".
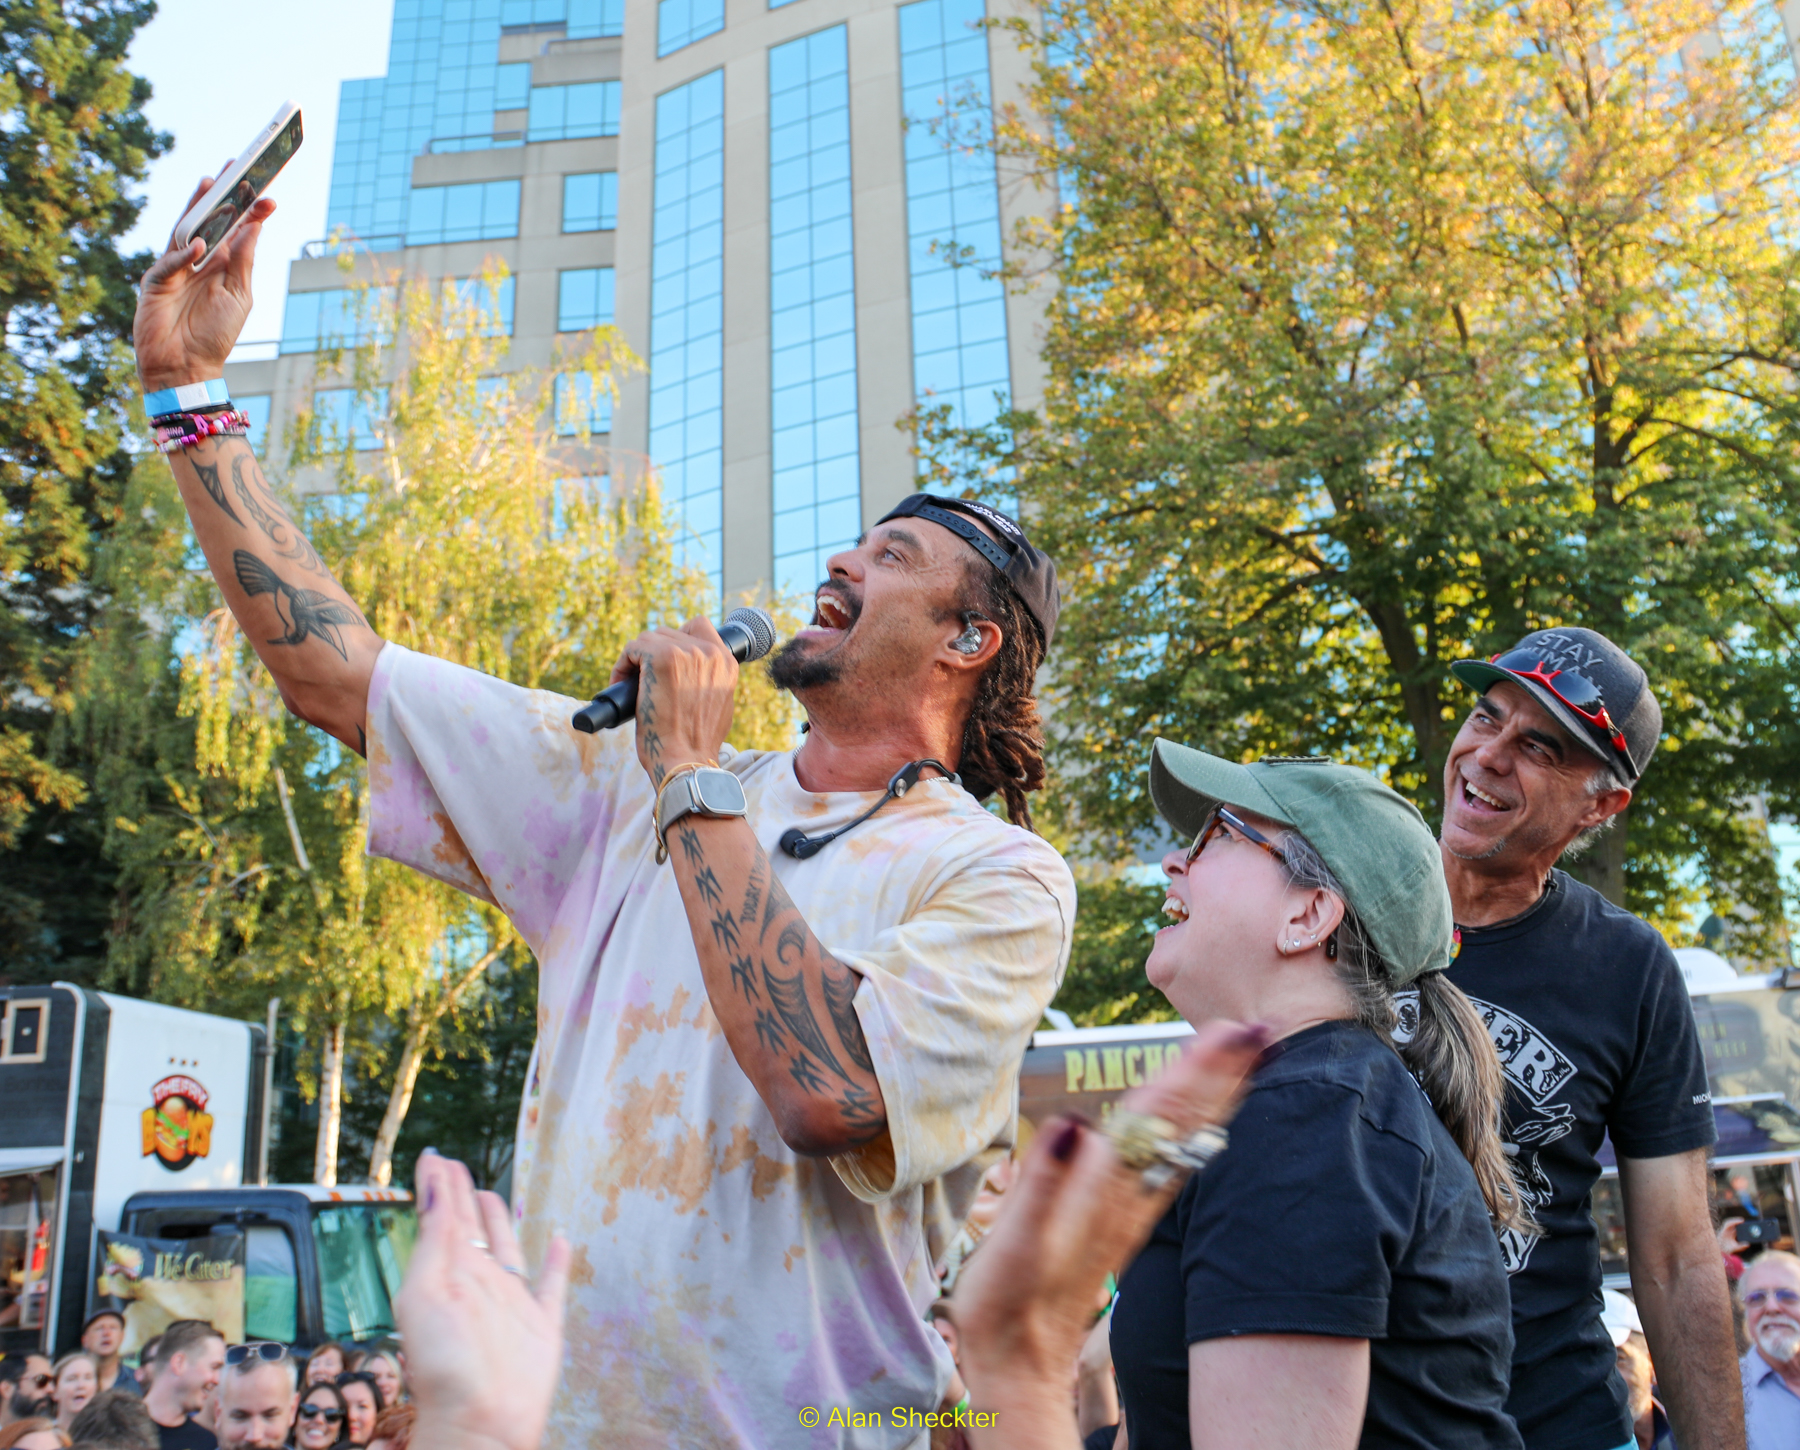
[{"xmin": 225, "ymin": 0, "xmax": 1051, "ymax": 605}]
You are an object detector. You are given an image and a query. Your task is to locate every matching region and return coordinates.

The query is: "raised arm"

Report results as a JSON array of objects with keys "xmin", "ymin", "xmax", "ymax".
[
  {"xmin": 620, "ymin": 619, "xmax": 886, "ymax": 1157},
  {"xmin": 134, "ymin": 178, "xmax": 381, "ymax": 754}
]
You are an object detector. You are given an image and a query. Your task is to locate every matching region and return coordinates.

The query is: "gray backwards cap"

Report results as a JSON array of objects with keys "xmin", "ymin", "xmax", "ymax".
[{"xmin": 1149, "ymin": 740, "xmax": 1453, "ymax": 985}]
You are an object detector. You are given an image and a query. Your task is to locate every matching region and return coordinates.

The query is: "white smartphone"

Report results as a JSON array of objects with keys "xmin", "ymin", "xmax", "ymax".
[{"xmin": 172, "ymin": 102, "xmax": 304, "ymax": 268}]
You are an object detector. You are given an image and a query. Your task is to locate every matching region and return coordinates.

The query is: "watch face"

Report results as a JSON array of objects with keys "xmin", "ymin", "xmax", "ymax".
[{"xmin": 694, "ymin": 768, "xmax": 748, "ymax": 815}]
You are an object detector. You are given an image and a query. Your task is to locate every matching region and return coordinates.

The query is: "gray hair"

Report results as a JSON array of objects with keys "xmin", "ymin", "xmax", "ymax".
[{"xmin": 1562, "ymin": 762, "xmax": 1631, "ymax": 859}]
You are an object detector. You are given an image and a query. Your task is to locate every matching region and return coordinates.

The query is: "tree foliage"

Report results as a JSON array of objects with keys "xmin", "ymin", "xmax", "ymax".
[
  {"xmin": 0, "ymin": 0, "xmax": 167, "ymax": 979},
  {"xmin": 929, "ymin": 0, "xmax": 1800, "ymax": 983}
]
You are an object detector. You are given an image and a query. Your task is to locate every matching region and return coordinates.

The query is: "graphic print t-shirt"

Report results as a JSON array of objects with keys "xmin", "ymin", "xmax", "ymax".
[
  {"xmin": 1440, "ymin": 872, "xmax": 1714, "ymax": 1450},
  {"xmin": 364, "ymin": 645, "xmax": 1075, "ymax": 1450}
]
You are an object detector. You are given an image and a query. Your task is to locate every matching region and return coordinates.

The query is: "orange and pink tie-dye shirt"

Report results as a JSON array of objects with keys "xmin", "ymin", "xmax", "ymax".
[{"xmin": 364, "ymin": 643, "xmax": 1073, "ymax": 1449}]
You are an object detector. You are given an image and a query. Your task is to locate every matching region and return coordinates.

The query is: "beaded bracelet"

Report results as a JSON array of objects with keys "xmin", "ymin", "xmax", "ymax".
[{"xmin": 153, "ymin": 407, "xmax": 252, "ymax": 455}]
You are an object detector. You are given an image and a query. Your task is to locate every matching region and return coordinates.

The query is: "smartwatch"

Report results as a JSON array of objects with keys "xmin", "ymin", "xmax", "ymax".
[{"xmin": 656, "ymin": 766, "xmax": 748, "ymax": 856}]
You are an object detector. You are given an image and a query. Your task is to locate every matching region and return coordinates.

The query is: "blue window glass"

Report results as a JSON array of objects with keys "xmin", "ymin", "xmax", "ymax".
[
  {"xmin": 527, "ymin": 81, "xmax": 621, "ymax": 141},
  {"xmin": 450, "ymin": 275, "xmax": 516, "ymax": 335},
  {"xmin": 495, "ymin": 62, "xmax": 530, "ymax": 109},
  {"xmin": 898, "ymin": 0, "xmax": 1011, "ymax": 438},
  {"xmin": 648, "ymin": 69, "xmax": 725, "ymax": 592},
  {"xmin": 500, "ymin": 0, "xmax": 565, "ymax": 25},
  {"xmin": 405, "ymin": 179, "xmax": 521, "ymax": 244},
  {"xmin": 657, "ymin": 0, "xmax": 723, "ymax": 56},
  {"xmin": 311, "ymin": 387, "xmax": 388, "ymax": 450},
  {"xmin": 567, "ymin": 0, "xmax": 624, "ymax": 36},
  {"xmin": 558, "ymin": 267, "xmax": 616, "ymax": 331},
  {"xmin": 280, "ymin": 287, "xmax": 395, "ymax": 354},
  {"xmin": 552, "ymin": 373, "xmax": 614, "ymax": 435},
  {"xmin": 768, "ymin": 25, "xmax": 860, "ymax": 597},
  {"xmin": 237, "ymin": 395, "xmax": 272, "ymax": 454},
  {"xmin": 562, "ymin": 171, "xmax": 618, "ymax": 232}
]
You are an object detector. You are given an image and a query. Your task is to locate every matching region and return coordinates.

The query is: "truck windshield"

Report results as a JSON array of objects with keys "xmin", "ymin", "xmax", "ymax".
[{"xmin": 310, "ymin": 1203, "xmax": 416, "ymax": 1341}]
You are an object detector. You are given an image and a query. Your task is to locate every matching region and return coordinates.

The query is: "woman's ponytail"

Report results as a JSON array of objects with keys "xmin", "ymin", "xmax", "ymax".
[
  {"xmin": 1400, "ymin": 972, "xmax": 1532, "ymax": 1233},
  {"xmin": 1278, "ymin": 832, "xmax": 1533, "ymax": 1233}
]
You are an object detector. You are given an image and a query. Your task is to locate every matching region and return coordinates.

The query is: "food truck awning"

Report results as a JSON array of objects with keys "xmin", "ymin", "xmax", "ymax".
[
  {"xmin": 1598, "ymin": 1095, "xmax": 1800, "ymax": 1168},
  {"xmin": 0, "ymin": 1148, "xmax": 64, "ymax": 1176}
]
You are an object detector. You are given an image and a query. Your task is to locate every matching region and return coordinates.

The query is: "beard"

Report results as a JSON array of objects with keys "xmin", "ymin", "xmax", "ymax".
[
  {"xmin": 1757, "ymin": 1316, "xmax": 1800, "ymax": 1365},
  {"xmin": 768, "ymin": 584, "xmax": 863, "ymax": 693}
]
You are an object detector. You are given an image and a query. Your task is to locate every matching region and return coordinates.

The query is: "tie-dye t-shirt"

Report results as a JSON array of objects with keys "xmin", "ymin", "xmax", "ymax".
[{"xmin": 363, "ymin": 644, "xmax": 1074, "ymax": 1449}]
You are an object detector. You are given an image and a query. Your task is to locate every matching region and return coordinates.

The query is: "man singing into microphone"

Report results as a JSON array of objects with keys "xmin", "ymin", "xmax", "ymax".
[{"xmin": 133, "ymin": 186, "xmax": 1074, "ymax": 1448}]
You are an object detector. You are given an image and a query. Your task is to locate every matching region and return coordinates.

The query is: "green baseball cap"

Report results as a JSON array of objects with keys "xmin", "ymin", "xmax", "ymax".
[{"xmin": 1148, "ymin": 739, "xmax": 1453, "ymax": 985}]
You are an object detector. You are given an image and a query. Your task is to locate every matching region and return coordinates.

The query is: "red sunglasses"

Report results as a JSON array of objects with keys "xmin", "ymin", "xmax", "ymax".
[{"xmin": 1489, "ymin": 648, "xmax": 1635, "ymax": 775}]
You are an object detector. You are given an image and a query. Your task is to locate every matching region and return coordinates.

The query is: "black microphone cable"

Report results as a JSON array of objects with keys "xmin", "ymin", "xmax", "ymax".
[{"xmin": 779, "ymin": 759, "xmax": 959, "ymax": 860}]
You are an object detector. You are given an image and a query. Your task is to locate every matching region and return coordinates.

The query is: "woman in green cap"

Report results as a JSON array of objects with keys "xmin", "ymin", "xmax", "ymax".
[{"xmin": 1106, "ymin": 741, "xmax": 1529, "ymax": 1450}]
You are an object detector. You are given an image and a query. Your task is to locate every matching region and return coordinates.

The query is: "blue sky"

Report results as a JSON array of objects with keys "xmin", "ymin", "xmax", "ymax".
[{"xmin": 124, "ymin": 0, "xmax": 394, "ymax": 342}]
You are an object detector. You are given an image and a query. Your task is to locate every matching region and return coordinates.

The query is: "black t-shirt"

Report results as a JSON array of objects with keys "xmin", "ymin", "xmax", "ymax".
[
  {"xmin": 1442, "ymin": 870, "xmax": 1714, "ymax": 1450},
  {"xmin": 1110, "ymin": 1020, "xmax": 1521, "ymax": 1450},
  {"xmin": 156, "ymin": 1416, "xmax": 218, "ymax": 1450}
]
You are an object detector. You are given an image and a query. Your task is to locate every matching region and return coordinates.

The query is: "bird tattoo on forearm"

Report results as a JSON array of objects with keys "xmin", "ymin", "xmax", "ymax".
[{"xmin": 233, "ymin": 550, "xmax": 368, "ymax": 660}]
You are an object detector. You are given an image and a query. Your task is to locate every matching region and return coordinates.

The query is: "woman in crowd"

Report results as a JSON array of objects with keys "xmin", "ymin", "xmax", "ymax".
[
  {"xmin": 1101, "ymin": 744, "xmax": 1527, "ymax": 1449},
  {"xmin": 46, "ymin": 1355, "xmax": 95, "ymax": 1435},
  {"xmin": 358, "ymin": 1346, "xmax": 403, "ymax": 1408},
  {"xmin": 303, "ymin": 1344, "xmax": 347, "ymax": 1388},
  {"xmin": 334, "ymin": 1371, "xmax": 384, "ymax": 1445},
  {"xmin": 291, "ymin": 1380, "xmax": 351, "ymax": 1450}
]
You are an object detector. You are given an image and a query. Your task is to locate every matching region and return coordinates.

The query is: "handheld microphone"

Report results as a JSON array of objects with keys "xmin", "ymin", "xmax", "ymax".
[{"xmin": 571, "ymin": 607, "xmax": 777, "ymax": 733}]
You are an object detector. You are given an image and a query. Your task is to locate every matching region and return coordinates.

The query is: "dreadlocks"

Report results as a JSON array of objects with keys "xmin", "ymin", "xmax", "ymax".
[{"xmin": 950, "ymin": 562, "xmax": 1048, "ymax": 830}]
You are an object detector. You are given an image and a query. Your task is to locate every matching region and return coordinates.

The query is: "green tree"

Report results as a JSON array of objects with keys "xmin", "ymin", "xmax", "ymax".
[
  {"xmin": 930, "ymin": 0, "xmax": 1800, "ymax": 1003},
  {"xmin": 0, "ymin": 0, "xmax": 168, "ymax": 980}
]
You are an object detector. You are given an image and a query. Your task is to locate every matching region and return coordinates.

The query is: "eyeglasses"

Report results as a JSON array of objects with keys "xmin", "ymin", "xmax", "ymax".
[
  {"xmin": 1745, "ymin": 1288, "xmax": 1800, "ymax": 1309},
  {"xmin": 1488, "ymin": 648, "xmax": 1635, "ymax": 775},
  {"xmin": 225, "ymin": 1342, "xmax": 291, "ymax": 1368},
  {"xmin": 298, "ymin": 1405, "xmax": 345, "ymax": 1422},
  {"xmin": 1185, "ymin": 806, "xmax": 1288, "ymax": 868}
]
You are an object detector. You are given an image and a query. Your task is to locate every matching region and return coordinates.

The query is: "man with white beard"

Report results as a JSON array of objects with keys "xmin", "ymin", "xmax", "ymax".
[{"xmin": 1740, "ymin": 1251, "xmax": 1800, "ymax": 1447}]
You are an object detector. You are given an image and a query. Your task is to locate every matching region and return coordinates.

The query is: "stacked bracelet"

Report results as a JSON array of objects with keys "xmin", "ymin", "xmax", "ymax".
[
  {"xmin": 154, "ymin": 407, "xmax": 252, "ymax": 454},
  {"xmin": 145, "ymin": 378, "xmax": 230, "ymax": 418}
]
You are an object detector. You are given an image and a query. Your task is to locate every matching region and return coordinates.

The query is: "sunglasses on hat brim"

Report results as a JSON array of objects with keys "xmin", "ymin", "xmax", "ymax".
[
  {"xmin": 224, "ymin": 1342, "xmax": 291, "ymax": 1368},
  {"xmin": 1488, "ymin": 647, "xmax": 1636, "ymax": 776}
]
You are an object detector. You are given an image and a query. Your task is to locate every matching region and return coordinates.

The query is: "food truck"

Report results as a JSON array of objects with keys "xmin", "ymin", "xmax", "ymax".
[
  {"xmin": 1020, "ymin": 950, "xmax": 1800, "ymax": 1282},
  {"xmin": 0, "ymin": 984, "xmax": 414, "ymax": 1357}
]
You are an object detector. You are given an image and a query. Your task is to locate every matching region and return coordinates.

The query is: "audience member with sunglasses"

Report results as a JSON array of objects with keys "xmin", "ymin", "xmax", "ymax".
[
  {"xmin": 1437, "ymin": 628, "xmax": 1738, "ymax": 1450},
  {"xmin": 0, "ymin": 1354, "xmax": 54, "ymax": 1427},
  {"xmin": 213, "ymin": 1344, "xmax": 298, "ymax": 1450},
  {"xmin": 1101, "ymin": 744, "xmax": 1528, "ymax": 1448},
  {"xmin": 1739, "ymin": 1252, "xmax": 1800, "ymax": 1450},
  {"xmin": 290, "ymin": 1383, "xmax": 349, "ymax": 1450}
]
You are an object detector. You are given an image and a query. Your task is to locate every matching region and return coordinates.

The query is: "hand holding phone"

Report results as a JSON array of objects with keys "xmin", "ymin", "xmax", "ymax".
[
  {"xmin": 174, "ymin": 102, "xmax": 303, "ymax": 269},
  {"xmin": 135, "ymin": 105, "xmax": 304, "ymax": 390}
]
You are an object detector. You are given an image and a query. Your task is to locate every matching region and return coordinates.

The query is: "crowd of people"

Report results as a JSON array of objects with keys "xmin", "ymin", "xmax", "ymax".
[
  {"xmin": 91, "ymin": 168, "xmax": 1773, "ymax": 1448},
  {"xmin": 0, "ymin": 1322, "xmax": 413, "ymax": 1450}
]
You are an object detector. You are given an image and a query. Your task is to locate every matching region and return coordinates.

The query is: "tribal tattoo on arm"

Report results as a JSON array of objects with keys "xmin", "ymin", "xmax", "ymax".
[
  {"xmin": 671, "ymin": 821, "xmax": 885, "ymax": 1149},
  {"xmin": 228, "ymin": 449, "xmax": 327, "ymax": 574},
  {"xmin": 234, "ymin": 551, "xmax": 370, "ymax": 661}
]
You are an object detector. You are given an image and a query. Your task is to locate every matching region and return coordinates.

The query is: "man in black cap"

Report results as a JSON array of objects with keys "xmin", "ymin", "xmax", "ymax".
[
  {"xmin": 82, "ymin": 1308, "xmax": 142, "ymax": 1396},
  {"xmin": 1438, "ymin": 627, "xmax": 1741, "ymax": 1450}
]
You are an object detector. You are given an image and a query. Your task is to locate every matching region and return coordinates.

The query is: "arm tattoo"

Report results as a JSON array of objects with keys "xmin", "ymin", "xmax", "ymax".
[
  {"xmin": 741, "ymin": 858, "xmax": 765, "ymax": 923},
  {"xmin": 773, "ymin": 920, "xmax": 806, "ymax": 967},
  {"xmin": 729, "ymin": 955, "xmax": 759, "ymax": 1000},
  {"xmin": 822, "ymin": 968, "xmax": 875, "ymax": 1075},
  {"xmin": 675, "ymin": 825, "xmax": 704, "ymax": 867},
  {"xmin": 694, "ymin": 865, "xmax": 723, "ymax": 908},
  {"xmin": 192, "ymin": 457, "xmax": 245, "ymax": 527},
  {"xmin": 762, "ymin": 964, "xmax": 848, "ymax": 1085},
  {"xmin": 709, "ymin": 907, "xmax": 742, "ymax": 953},
  {"xmin": 836, "ymin": 1084, "xmax": 881, "ymax": 1128},
  {"xmin": 789, "ymin": 1052, "xmax": 828, "ymax": 1094},
  {"xmin": 233, "ymin": 551, "xmax": 368, "ymax": 661},
  {"xmin": 230, "ymin": 452, "xmax": 324, "ymax": 573},
  {"xmin": 753, "ymin": 1007, "xmax": 788, "ymax": 1055},
  {"xmin": 355, "ymin": 725, "xmax": 367, "ymax": 758}
]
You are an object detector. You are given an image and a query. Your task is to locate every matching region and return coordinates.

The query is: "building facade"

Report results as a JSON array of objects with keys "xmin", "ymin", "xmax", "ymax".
[{"xmin": 224, "ymin": 0, "xmax": 1051, "ymax": 605}]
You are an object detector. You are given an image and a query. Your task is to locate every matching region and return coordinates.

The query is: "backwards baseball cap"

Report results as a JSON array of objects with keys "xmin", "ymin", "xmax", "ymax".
[
  {"xmin": 874, "ymin": 493, "xmax": 1060, "ymax": 649},
  {"xmin": 1449, "ymin": 627, "xmax": 1661, "ymax": 784},
  {"xmin": 1148, "ymin": 741, "xmax": 1454, "ymax": 985}
]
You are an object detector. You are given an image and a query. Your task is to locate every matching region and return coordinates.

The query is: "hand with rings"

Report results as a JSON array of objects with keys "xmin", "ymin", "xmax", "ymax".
[{"xmin": 398, "ymin": 1152, "xmax": 572, "ymax": 1450}]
